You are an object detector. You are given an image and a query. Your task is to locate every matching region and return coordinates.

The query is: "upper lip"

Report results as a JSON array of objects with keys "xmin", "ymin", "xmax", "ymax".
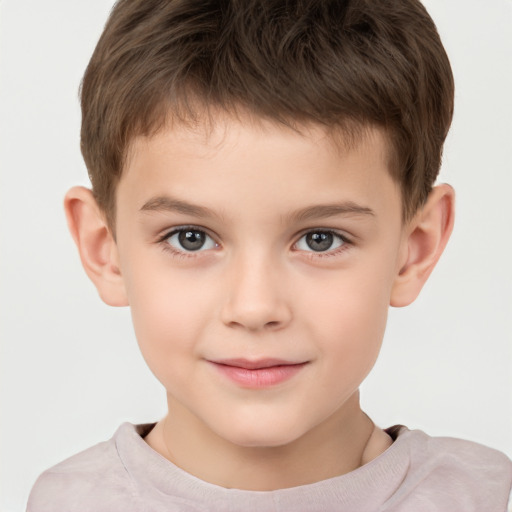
[{"xmin": 210, "ymin": 358, "xmax": 306, "ymax": 370}]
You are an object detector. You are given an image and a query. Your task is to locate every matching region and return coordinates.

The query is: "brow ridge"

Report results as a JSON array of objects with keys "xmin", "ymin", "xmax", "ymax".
[
  {"xmin": 290, "ymin": 202, "xmax": 375, "ymax": 223},
  {"xmin": 140, "ymin": 196, "xmax": 218, "ymax": 218},
  {"xmin": 140, "ymin": 195, "xmax": 375, "ymax": 223}
]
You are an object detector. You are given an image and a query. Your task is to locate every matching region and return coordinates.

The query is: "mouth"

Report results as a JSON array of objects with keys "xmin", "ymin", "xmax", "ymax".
[{"xmin": 208, "ymin": 358, "xmax": 309, "ymax": 388}]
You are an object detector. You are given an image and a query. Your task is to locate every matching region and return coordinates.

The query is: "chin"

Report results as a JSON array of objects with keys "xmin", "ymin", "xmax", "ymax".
[
  {"xmin": 214, "ymin": 416, "xmax": 308, "ymax": 449},
  {"xmin": 228, "ymin": 432, "xmax": 298, "ymax": 449}
]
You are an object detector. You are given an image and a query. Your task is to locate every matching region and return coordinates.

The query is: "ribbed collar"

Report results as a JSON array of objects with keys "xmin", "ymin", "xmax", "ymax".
[{"xmin": 114, "ymin": 422, "xmax": 416, "ymax": 511}]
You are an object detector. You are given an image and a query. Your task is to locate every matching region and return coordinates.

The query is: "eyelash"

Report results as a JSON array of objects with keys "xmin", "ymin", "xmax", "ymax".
[
  {"xmin": 295, "ymin": 230, "xmax": 352, "ymax": 259},
  {"xmin": 156, "ymin": 225, "xmax": 218, "ymax": 259},
  {"xmin": 156, "ymin": 226, "xmax": 353, "ymax": 259}
]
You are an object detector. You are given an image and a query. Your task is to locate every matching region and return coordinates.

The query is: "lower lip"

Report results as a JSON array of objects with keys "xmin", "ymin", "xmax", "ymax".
[{"xmin": 211, "ymin": 362, "xmax": 307, "ymax": 388}]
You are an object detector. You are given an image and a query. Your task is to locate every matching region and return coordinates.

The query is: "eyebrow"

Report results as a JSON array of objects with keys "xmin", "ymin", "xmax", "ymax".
[
  {"xmin": 140, "ymin": 195, "xmax": 375, "ymax": 222},
  {"xmin": 288, "ymin": 202, "xmax": 375, "ymax": 223},
  {"xmin": 140, "ymin": 196, "xmax": 221, "ymax": 219}
]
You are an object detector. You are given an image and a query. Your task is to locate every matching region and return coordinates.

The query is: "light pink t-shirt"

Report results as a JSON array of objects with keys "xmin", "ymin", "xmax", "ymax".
[{"xmin": 27, "ymin": 423, "xmax": 512, "ymax": 511}]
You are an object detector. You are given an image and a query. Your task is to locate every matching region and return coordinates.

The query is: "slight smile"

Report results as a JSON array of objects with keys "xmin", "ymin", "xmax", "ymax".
[{"xmin": 208, "ymin": 358, "xmax": 309, "ymax": 388}]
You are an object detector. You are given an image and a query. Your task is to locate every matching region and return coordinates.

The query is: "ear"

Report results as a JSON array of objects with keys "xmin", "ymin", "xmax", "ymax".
[
  {"xmin": 390, "ymin": 184, "xmax": 455, "ymax": 307},
  {"xmin": 64, "ymin": 186, "xmax": 129, "ymax": 307}
]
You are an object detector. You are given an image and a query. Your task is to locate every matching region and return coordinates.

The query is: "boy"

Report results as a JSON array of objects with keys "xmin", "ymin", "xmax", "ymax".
[{"xmin": 27, "ymin": 0, "xmax": 512, "ymax": 510}]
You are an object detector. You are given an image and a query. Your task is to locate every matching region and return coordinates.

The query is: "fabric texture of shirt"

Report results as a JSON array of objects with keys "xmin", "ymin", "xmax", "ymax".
[{"xmin": 27, "ymin": 422, "xmax": 512, "ymax": 512}]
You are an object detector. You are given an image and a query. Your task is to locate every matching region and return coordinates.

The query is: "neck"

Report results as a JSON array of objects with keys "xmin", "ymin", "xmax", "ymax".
[{"xmin": 145, "ymin": 392, "xmax": 389, "ymax": 491}]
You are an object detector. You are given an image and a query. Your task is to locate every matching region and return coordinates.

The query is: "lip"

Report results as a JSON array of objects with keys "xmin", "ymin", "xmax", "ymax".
[{"xmin": 208, "ymin": 358, "xmax": 308, "ymax": 388}]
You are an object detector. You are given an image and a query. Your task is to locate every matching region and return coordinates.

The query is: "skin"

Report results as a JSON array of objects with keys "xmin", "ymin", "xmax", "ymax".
[{"xmin": 65, "ymin": 113, "xmax": 454, "ymax": 491}]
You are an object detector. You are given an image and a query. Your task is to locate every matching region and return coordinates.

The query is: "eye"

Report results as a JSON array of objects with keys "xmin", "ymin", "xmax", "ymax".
[
  {"xmin": 165, "ymin": 228, "xmax": 217, "ymax": 252},
  {"xmin": 295, "ymin": 231, "xmax": 346, "ymax": 253}
]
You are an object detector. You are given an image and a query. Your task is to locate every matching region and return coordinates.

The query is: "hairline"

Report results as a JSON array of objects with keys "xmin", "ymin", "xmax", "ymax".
[{"xmin": 103, "ymin": 105, "xmax": 408, "ymax": 235}]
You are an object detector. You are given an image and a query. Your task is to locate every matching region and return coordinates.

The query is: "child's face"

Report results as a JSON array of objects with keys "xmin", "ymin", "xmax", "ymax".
[{"xmin": 113, "ymin": 115, "xmax": 407, "ymax": 447}]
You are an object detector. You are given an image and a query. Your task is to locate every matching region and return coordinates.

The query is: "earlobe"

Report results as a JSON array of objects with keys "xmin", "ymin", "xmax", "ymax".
[
  {"xmin": 64, "ymin": 186, "xmax": 129, "ymax": 307},
  {"xmin": 390, "ymin": 184, "xmax": 455, "ymax": 307}
]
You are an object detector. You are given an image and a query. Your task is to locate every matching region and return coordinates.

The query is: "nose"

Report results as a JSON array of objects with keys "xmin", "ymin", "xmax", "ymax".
[{"xmin": 220, "ymin": 250, "xmax": 292, "ymax": 332}]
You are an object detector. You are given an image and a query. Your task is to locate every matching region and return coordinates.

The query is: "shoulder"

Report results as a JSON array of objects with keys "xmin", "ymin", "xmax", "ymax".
[
  {"xmin": 26, "ymin": 423, "xmax": 142, "ymax": 512},
  {"xmin": 418, "ymin": 430, "xmax": 512, "ymax": 479},
  {"xmin": 393, "ymin": 427, "xmax": 512, "ymax": 511}
]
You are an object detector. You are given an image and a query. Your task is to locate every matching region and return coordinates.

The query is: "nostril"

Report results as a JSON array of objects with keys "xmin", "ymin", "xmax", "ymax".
[{"xmin": 220, "ymin": 284, "xmax": 293, "ymax": 331}]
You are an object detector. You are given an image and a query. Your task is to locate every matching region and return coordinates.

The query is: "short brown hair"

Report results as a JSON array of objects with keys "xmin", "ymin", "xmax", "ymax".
[{"xmin": 80, "ymin": 0, "xmax": 454, "ymax": 227}]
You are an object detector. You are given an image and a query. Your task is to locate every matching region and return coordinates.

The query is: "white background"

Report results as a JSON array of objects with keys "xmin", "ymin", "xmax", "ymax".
[{"xmin": 1, "ymin": 1, "xmax": 511, "ymax": 510}]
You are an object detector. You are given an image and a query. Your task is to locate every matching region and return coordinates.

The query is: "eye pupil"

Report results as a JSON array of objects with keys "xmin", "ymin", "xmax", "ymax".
[
  {"xmin": 306, "ymin": 232, "xmax": 333, "ymax": 251},
  {"xmin": 178, "ymin": 230, "xmax": 205, "ymax": 251}
]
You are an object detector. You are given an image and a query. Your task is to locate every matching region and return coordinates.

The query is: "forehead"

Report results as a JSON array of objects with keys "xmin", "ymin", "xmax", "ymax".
[
  {"xmin": 126, "ymin": 107, "xmax": 391, "ymax": 167},
  {"xmin": 118, "ymin": 114, "xmax": 401, "ymax": 223}
]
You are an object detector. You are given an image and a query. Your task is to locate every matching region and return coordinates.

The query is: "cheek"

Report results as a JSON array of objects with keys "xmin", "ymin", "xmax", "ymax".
[
  {"xmin": 306, "ymin": 264, "xmax": 392, "ymax": 383},
  {"xmin": 125, "ymin": 266, "xmax": 214, "ymax": 386}
]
